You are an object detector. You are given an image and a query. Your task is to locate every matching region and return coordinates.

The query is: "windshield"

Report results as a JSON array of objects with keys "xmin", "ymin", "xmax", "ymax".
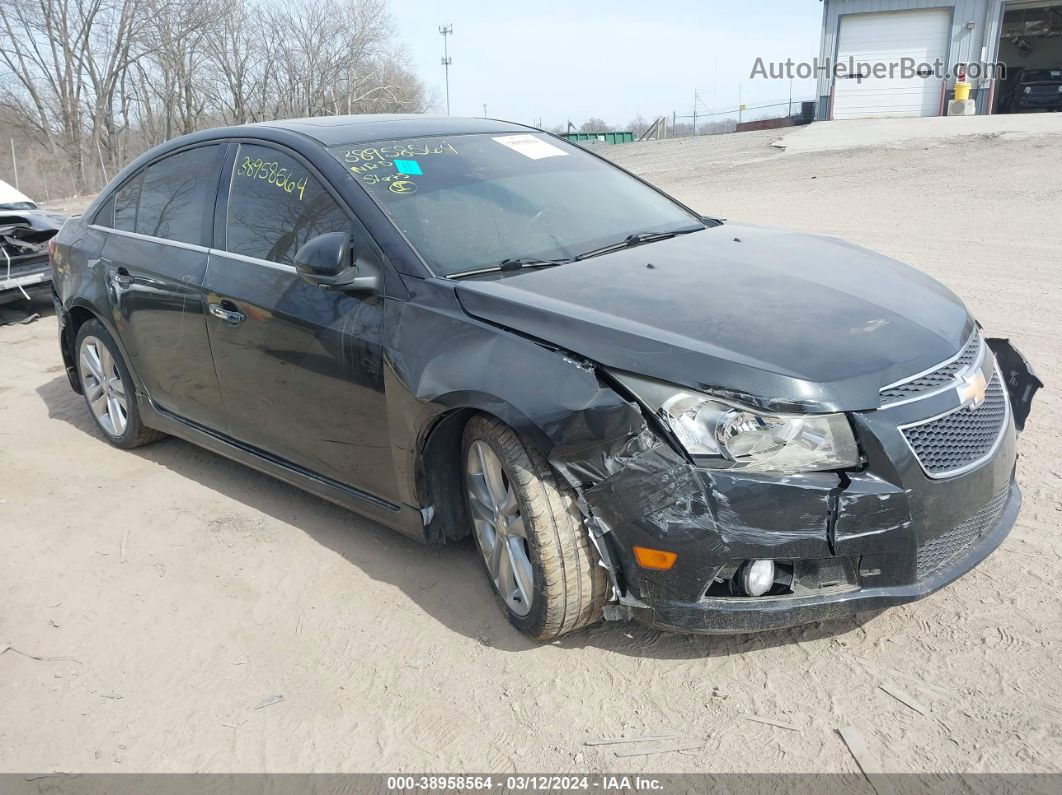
[
  {"xmin": 327, "ymin": 133, "xmax": 699, "ymax": 276},
  {"xmin": 1021, "ymin": 69, "xmax": 1062, "ymax": 82}
]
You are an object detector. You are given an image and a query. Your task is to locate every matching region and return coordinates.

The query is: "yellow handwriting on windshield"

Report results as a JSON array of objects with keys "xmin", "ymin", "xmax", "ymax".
[
  {"xmin": 339, "ymin": 141, "xmax": 458, "ymax": 166},
  {"xmin": 361, "ymin": 172, "xmax": 415, "ymax": 185}
]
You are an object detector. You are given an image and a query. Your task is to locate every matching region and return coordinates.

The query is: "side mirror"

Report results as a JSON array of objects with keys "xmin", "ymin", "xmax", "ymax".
[
  {"xmin": 294, "ymin": 232, "xmax": 350, "ymax": 284},
  {"xmin": 294, "ymin": 232, "xmax": 381, "ymax": 293}
]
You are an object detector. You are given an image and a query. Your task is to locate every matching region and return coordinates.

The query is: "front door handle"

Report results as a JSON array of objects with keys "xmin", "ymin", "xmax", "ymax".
[{"xmin": 208, "ymin": 301, "xmax": 246, "ymax": 325}]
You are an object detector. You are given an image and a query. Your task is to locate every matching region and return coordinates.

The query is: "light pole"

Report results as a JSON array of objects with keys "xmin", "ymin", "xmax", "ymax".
[
  {"xmin": 439, "ymin": 24, "xmax": 453, "ymax": 115},
  {"xmin": 482, "ymin": 103, "xmax": 487, "ymax": 118}
]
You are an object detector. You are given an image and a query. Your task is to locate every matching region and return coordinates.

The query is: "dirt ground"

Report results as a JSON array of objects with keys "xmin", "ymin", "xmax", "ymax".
[{"xmin": 1, "ymin": 124, "xmax": 1060, "ymax": 775}]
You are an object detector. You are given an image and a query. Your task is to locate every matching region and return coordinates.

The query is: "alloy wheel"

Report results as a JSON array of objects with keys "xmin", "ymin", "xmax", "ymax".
[
  {"xmin": 465, "ymin": 439, "xmax": 534, "ymax": 616},
  {"xmin": 78, "ymin": 336, "xmax": 128, "ymax": 437}
]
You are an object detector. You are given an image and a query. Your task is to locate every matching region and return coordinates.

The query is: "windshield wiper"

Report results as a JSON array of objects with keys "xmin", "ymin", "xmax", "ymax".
[
  {"xmin": 447, "ymin": 256, "xmax": 568, "ymax": 280},
  {"xmin": 573, "ymin": 225, "xmax": 706, "ymax": 262}
]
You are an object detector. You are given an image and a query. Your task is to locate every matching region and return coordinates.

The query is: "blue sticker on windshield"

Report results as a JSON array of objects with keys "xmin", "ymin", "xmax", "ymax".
[{"xmin": 394, "ymin": 159, "xmax": 422, "ymax": 175}]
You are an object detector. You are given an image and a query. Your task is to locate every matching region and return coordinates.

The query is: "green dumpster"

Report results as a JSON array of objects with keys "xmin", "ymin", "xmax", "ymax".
[{"xmin": 561, "ymin": 131, "xmax": 634, "ymax": 145}]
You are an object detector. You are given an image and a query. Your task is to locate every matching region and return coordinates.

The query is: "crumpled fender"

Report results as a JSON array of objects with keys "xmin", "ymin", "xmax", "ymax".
[{"xmin": 988, "ymin": 338, "xmax": 1042, "ymax": 431}]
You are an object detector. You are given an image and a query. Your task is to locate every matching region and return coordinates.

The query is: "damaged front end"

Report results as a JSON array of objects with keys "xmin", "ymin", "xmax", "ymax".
[
  {"xmin": 546, "ymin": 337, "xmax": 1041, "ymax": 634},
  {"xmin": 1, "ymin": 209, "xmax": 64, "ymax": 305}
]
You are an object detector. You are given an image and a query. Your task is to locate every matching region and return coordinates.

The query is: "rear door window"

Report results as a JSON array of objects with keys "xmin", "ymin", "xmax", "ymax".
[
  {"xmin": 135, "ymin": 145, "xmax": 222, "ymax": 245},
  {"xmin": 225, "ymin": 144, "xmax": 350, "ymax": 265}
]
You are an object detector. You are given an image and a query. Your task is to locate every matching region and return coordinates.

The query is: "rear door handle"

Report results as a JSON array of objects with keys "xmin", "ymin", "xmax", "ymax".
[
  {"xmin": 110, "ymin": 267, "xmax": 133, "ymax": 288},
  {"xmin": 208, "ymin": 301, "xmax": 246, "ymax": 325}
]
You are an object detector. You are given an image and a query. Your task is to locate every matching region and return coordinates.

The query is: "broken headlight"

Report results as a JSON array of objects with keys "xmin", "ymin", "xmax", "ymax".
[{"xmin": 613, "ymin": 373, "xmax": 860, "ymax": 474}]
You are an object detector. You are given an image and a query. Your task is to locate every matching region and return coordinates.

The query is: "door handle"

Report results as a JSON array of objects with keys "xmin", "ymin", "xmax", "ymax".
[
  {"xmin": 110, "ymin": 267, "xmax": 133, "ymax": 288},
  {"xmin": 208, "ymin": 301, "xmax": 246, "ymax": 325}
]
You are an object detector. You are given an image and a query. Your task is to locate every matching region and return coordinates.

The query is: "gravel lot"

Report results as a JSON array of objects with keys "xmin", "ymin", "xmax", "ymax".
[{"xmin": 1, "ymin": 121, "xmax": 1060, "ymax": 775}]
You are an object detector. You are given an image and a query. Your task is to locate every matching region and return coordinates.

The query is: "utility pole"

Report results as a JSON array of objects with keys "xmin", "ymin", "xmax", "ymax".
[
  {"xmin": 9, "ymin": 139, "xmax": 17, "ymax": 191},
  {"xmin": 693, "ymin": 89, "xmax": 699, "ymax": 135},
  {"xmin": 439, "ymin": 25, "xmax": 453, "ymax": 115},
  {"xmin": 482, "ymin": 103, "xmax": 487, "ymax": 118}
]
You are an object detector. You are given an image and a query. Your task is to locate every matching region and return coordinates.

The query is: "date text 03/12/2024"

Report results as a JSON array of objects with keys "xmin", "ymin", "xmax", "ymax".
[{"xmin": 386, "ymin": 775, "xmax": 664, "ymax": 791}]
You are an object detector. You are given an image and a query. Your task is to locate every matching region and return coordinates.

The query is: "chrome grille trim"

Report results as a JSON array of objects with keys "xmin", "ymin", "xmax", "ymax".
[
  {"xmin": 880, "ymin": 331, "xmax": 984, "ymax": 408},
  {"xmin": 898, "ymin": 367, "xmax": 1010, "ymax": 479}
]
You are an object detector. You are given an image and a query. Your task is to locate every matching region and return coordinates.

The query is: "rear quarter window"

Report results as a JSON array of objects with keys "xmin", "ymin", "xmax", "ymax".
[{"xmin": 92, "ymin": 194, "xmax": 115, "ymax": 227}]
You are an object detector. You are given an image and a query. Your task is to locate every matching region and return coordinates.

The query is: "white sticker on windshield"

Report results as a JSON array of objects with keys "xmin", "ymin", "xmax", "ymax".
[{"xmin": 492, "ymin": 134, "xmax": 569, "ymax": 160}]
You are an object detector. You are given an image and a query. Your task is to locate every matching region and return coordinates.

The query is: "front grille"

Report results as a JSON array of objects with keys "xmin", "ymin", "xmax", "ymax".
[
  {"xmin": 880, "ymin": 333, "xmax": 982, "ymax": 405},
  {"xmin": 1028, "ymin": 85, "xmax": 1060, "ymax": 96},
  {"xmin": 916, "ymin": 485, "xmax": 1009, "ymax": 579},
  {"xmin": 901, "ymin": 373, "xmax": 1008, "ymax": 477}
]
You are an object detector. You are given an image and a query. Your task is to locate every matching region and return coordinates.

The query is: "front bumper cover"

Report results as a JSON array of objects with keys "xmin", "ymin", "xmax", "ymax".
[
  {"xmin": 547, "ymin": 338, "xmax": 1039, "ymax": 636},
  {"xmin": 615, "ymin": 480, "xmax": 1020, "ymax": 634},
  {"xmin": 1013, "ymin": 95, "xmax": 1062, "ymax": 111}
]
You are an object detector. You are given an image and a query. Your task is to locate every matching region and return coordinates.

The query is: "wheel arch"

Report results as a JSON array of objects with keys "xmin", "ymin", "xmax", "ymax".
[
  {"xmin": 415, "ymin": 395, "xmax": 556, "ymax": 545},
  {"xmin": 64, "ymin": 299, "xmax": 146, "ymax": 397},
  {"xmin": 61, "ymin": 302, "xmax": 106, "ymax": 394}
]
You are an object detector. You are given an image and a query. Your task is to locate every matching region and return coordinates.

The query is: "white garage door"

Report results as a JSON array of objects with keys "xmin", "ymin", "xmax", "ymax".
[{"xmin": 833, "ymin": 8, "xmax": 951, "ymax": 119}]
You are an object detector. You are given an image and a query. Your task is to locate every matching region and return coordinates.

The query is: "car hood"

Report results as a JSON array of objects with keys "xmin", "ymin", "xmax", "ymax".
[{"xmin": 454, "ymin": 224, "xmax": 974, "ymax": 412}]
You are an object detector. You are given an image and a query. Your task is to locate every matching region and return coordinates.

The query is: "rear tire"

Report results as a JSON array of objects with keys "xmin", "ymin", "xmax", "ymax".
[
  {"xmin": 74, "ymin": 319, "xmax": 163, "ymax": 449},
  {"xmin": 462, "ymin": 415, "xmax": 607, "ymax": 640}
]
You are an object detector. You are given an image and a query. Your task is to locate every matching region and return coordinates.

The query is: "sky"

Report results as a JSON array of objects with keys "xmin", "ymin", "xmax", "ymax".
[{"xmin": 388, "ymin": 0, "xmax": 825, "ymax": 129}]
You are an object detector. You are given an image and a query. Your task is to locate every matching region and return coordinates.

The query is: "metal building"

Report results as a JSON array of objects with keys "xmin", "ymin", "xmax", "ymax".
[{"xmin": 816, "ymin": 0, "xmax": 1062, "ymax": 119}]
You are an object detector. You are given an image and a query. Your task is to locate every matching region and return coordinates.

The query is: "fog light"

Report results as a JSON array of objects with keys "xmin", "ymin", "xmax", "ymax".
[{"xmin": 741, "ymin": 559, "xmax": 775, "ymax": 596}]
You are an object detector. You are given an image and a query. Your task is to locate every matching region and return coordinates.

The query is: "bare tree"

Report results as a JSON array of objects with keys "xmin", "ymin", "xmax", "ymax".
[
  {"xmin": 0, "ymin": 0, "xmax": 427, "ymax": 197},
  {"xmin": 578, "ymin": 117, "xmax": 610, "ymax": 133}
]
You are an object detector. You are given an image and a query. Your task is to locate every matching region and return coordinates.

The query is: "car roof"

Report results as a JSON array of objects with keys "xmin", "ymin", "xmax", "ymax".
[
  {"xmin": 84, "ymin": 114, "xmax": 545, "ymax": 221},
  {"xmin": 248, "ymin": 114, "xmax": 537, "ymax": 146}
]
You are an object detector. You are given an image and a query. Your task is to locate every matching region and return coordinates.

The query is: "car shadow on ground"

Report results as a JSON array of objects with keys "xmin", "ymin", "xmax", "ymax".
[
  {"xmin": 0, "ymin": 295, "xmax": 55, "ymax": 325},
  {"xmin": 36, "ymin": 373, "xmax": 879, "ymax": 658}
]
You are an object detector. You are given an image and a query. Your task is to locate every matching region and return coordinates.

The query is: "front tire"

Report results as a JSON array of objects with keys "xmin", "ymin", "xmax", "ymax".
[
  {"xmin": 462, "ymin": 415, "xmax": 607, "ymax": 640},
  {"xmin": 75, "ymin": 320, "xmax": 163, "ymax": 449}
]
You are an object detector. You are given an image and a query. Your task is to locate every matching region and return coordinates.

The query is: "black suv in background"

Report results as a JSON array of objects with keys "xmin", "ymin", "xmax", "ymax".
[
  {"xmin": 50, "ymin": 115, "xmax": 1041, "ymax": 640},
  {"xmin": 1008, "ymin": 67, "xmax": 1062, "ymax": 113}
]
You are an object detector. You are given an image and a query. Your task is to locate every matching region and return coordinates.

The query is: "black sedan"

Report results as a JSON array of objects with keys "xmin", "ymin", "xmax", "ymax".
[{"xmin": 50, "ymin": 115, "xmax": 1041, "ymax": 639}]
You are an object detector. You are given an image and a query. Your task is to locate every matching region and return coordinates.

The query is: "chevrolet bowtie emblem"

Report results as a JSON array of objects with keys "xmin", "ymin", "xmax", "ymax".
[{"xmin": 957, "ymin": 368, "xmax": 988, "ymax": 408}]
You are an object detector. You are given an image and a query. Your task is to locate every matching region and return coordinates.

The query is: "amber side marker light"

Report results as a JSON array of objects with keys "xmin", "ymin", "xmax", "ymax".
[{"xmin": 633, "ymin": 546, "xmax": 678, "ymax": 571}]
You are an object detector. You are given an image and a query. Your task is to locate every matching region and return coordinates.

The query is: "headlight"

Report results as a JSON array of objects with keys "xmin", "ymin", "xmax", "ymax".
[
  {"xmin": 1024, "ymin": 86, "xmax": 1032, "ymax": 94},
  {"xmin": 613, "ymin": 373, "xmax": 860, "ymax": 474}
]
